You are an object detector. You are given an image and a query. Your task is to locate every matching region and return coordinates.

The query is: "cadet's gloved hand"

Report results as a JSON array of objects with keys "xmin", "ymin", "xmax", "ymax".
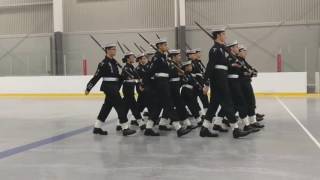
[
  {"xmin": 203, "ymin": 85, "xmax": 209, "ymax": 95},
  {"xmin": 139, "ymin": 85, "xmax": 144, "ymax": 92},
  {"xmin": 231, "ymin": 63, "xmax": 242, "ymax": 68}
]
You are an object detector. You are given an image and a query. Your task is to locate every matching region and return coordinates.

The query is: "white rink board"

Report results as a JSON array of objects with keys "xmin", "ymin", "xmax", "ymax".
[{"xmin": 0, "ymin": 72, "xmax": 307, "ymax": 94}]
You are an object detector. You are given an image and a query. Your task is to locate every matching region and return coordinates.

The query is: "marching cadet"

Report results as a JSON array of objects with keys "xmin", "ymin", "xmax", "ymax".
[
  {"xmin": 191, "ymin": 48, "xmax": 210, "ymax": 114},
  {"xmin": 237, "ymin": 45, "xmax": 265, "ymax": 128},
  {"xmin": 121, "ymin": 52, "xmax": 146, "ymax": 131},
  {"xmin": 181, "ymin": 49, "xmax": 204, "ymax": 126},
  {"xmin": 202, "ymin": 27, "xmax": 251, "ymax": 138},
  {"xmin": 217, "ymin": 41, "xmax": 260, "ymax": 133},
  {"xmin": 159, "ymin": 49, "xmax": 197, "ymax": 131},
  {"xmin": 135, "ymin": 53, "xmax": 150, "ymax": 120},
  {"xmin": 144, "ymin": 38, "xmax": 192, "ymax": 137},
  {"xmin": 85, "ymin": 43, "xmax": 136, "ymax": 136}
]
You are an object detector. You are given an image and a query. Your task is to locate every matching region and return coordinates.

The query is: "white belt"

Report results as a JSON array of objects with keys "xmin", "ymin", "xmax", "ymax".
[
  {"xmin": 150, "ymin": 77, "xmax": 155, "ymax": 80},
  {"xmin": 181, "ymin": 84, "xmax": 193, "ymax": 89},
  {"xmin": 123, "ymin": 79, "xmax": 138, "ymax": 83},
  {"xmin": 191, "ymin": 73, "xmax": 203, "ymax": 77},
  {"xmin": 214, "ymin": 65, "xmax": 228, "ymax": 70},
  {"xmin": 103, "ymin": 77, "xmax": 119, "ymax": 81},
  {"xmin": 155, "ymin": 73, "xmax": 169, "ymax": 78},
  {"xmin": 228, "ymin": 74, "xmax": 239, "ymax": 79},
  {"xmin": 169, "ymin": 77, "xmax": 181, "ymax": 82}
]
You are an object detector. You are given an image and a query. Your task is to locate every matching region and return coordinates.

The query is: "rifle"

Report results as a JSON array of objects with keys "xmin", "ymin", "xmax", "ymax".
[
  {"xmin": 122, "ymin": 43, "xmax": 131, "ymax": 52},
  {"xmin": 138, "ymin": 33, "xmax": 158, "ymax": 51},
  {"xmin": 134, "ymin": 42, "xmax": 144, "ymax": 53},
  {"xmin": 194, "ymin": 21, "xmax": 214, "ymax": 39},
  {"xmin": 155, "ymin": 33, "xmax": 161, "ymax": 40}
]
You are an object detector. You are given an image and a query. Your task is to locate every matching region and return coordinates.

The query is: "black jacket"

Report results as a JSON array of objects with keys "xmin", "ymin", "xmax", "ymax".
[{"xmin": 86, "ymin": 56, "xmax": 121, "ymax": 92}]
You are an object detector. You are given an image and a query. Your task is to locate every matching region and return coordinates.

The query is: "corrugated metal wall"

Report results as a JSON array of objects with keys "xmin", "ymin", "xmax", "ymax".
[
  {"xmin": 63, "ymin": 0, "xmax": 174, "ymax": 32},
  {"xmin": 0, "ymin": 0, "xmax": 53, "ymax": 35},
  {"xmin": 186, "ymin": 0, "xmax": 320, "ymax": 26}
]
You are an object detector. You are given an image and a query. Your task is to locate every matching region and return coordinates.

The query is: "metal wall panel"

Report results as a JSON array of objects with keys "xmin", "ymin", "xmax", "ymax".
[
  {"xmin": 0, "ymin": 0, "xmax": 53, "ymax": 35},
  {"xmin": 186, "ymin": 0, "xmax": 320, "ymax": 26},
  {"xmin": 63, "ymin": 0, "xmax": 175, "ymax": 32}
]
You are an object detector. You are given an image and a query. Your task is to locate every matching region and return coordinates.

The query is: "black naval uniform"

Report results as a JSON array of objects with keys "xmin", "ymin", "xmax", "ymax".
[
  {"xmin": 191, "ymin": 59, "xmax": 209, "ymax": 110},
  {"xmin": 121, "ymin": 63, "xmax": 145, "ymax": 130},
  {"xmin": 181, "ymin": 71, "xmax": 202, "ymax": 121},
  {"xmin": 219, "ymin": 54, "xmax": 248, "ymax": 121},
  {"xmin": 202, "ymin": 42, "xmax": 250, "ymax": 138},
  {"xmin": 144, "ymin": 51, "xmax": 191, "ymax": 137},
  {"xmin": 161, "ymin": 61, "xmax": 197, "ymax": 130},
  {"xmin": 238, "ymin": 57, "xmax": 264, "ymax": 129},
  {"xmin": 135, "ymin": 63, "xmax": 149, "ymax": 115},
  {"xmin": 86, "ymin": 56, "xmax": 136, "ymax": 136}
]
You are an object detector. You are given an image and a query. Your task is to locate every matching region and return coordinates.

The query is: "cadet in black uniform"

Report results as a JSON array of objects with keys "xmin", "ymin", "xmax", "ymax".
[
  {"xmin": 144, "ymin": 39, "xmax": 192, "ymax": 137},
  {"xmin": 121, "ymin": 52, "xmax": 146, "ymax": 131},
  {"xmin": 191, "ymin": 48, "xmax": 209, "ymax": 114},
  {"xmin": 219, "ymin": 41, "xmax": 259, "ymax": 133},
  {"xmin": 202, "ymin": 27, "xmax": 250, "ymax": 138},
  {"xmin": 160, "ymin": 49, "xmax": 197, "ymax": 131},
  {"xmin": 181, "ymin": 50, "xmax": 203, "ymax": 126},
  {"xmin": 237, "ymin": 45, "xmax": 265, "ymax": 128},
  {"xmin": 85, "ymin": 43, "xmax": 136, "ymax": 136},
  {"xmin": 135, "ymin": 53, "xmax": 149, "ymax": 119}
]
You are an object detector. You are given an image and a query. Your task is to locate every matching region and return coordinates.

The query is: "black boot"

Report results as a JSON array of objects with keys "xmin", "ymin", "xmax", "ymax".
[
  {"xmin": 122, "ymin": 128, "xmax": 136, "ymax": 136},
  {"xmin": 130, "ymin": 120, "xmax": 139, "ymax": 126},
  {"xmin": 159, "ymin": 125, "xmax": 172, "ymax": 131},
  {"xmin": 222, "ymin": 119, "xmax": 230, "ymax": 127},
  {"xmin": 187, "ymin": 124, "xmax": 198, "ymax": 130},
  {"xmin": 200, "ymin": 127, "xmax": 219, "ymax": 137},
  {"xmin": 256, "ymin": 116, "xmax": 264, "ymax": 122},
  {"xmin": 140, "ymin": 124, "xmax": 146, "ymax": 130},
  {"xmin": 243, "ymin": 125, "xmax": 260, "ymax": 133},
  {"xmin": 233, "ymin": 128, "xmax": 251, "ymax": 138},
  {"xmin": 93, "ymin": 128, "xmax": 108, "ymax": 135},
  {"xmin": 256, "ymin": 113, "xmax": 265, "ymax": 118},
  {"xmin": 144, "ymin": 128, "xmax": 160, "ymax": 136},
  {"xmin": 213, "ymin": 124, "xmax": 229, "ymax": 132},
  {"xmin": 116, "ymin": 125, "xmax": 122, "ymax": 131},
  {"xmin": 177, "ymin": 128, "xmax": 192, "ymax": 137},
  {"xmin": 251, "ymin": 122, "xmax": 265, "ymax": 128}
]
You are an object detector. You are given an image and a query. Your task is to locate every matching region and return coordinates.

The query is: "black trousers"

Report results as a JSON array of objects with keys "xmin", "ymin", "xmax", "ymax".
[
  {"xmin": 217, "ymin": 79, "xmax": 248, "ymax": 119},
  {"xmin": 181, "ymin": 87, "xmax": 201, "ymax": 118},
  {"xmin": 198, "ymin": 90, "xmax": 209, "ymax": 109},
  {"xmin": 240, "ymin": 79, "xmax": 256, "ymax": 117},
  {"xmin": 162, "ymin": 82, "xmax": 189, "ymax": 121},
  {"xmin": 137, "ymin": 87, "xmax": 148, "ymax": 114},
  {"xmin": 122, "ymin": 83, "xmax": 142, "ymax": 120},
  {"xmin": 97, "ymin": 83, "xmax": 128, "ymax": 124},
  {"xmin": 149, "ymin": 78, "xmax": 180, "ymax": 122},
  {"xmin": 205, "ymin": 71, "xmax": 237, "ymax": 123}
]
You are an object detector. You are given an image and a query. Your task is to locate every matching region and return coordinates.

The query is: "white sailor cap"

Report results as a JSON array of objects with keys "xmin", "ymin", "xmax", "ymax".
[
  {"xmin": 181, "ymin": 60, "xmax": 192, "ymax": 67},
  {"xmin": 124, "ymin": 51, "xmax": 135, "ymax": 57},
  {"xmin": 136, "ymin": 53, "xmax": 145, "ymax": 59},
  {"xmin": 104, "ymin": 43, "xmax": 117, "ymax": 48},
  {"xmin": 186, "ymin": 49, "xmax": 197, "ymax": 54},
  {"xmin": 194, "ymin": 48, "xmax": 201, "ymax": 52},
  {"xmin": 238, "ymin": 44, "xmax": 247, "ymax": 51},
  {"xmin": 155, "ymin": 38, "xmax": 168, "ymax": 45},
  {"xmin": 168, "ymin": 49, "xmax": 181, "ymax": 55},
  {"xmin": 210, "ymin": 26, "xmax": 227, "ymax": 34},
  {"xmin": 226, "ymin": 40, "xmax": 238, "ymax": 48}
]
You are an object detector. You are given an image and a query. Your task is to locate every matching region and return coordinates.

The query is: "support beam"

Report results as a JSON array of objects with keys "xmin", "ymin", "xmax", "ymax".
[
  {"xmin": 53, "ymin": 0, "xmax": 64, "ymax": 75},
  {"xmin": 175, "ymin": 0, "xmax": 187, "ymax": 61}
]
